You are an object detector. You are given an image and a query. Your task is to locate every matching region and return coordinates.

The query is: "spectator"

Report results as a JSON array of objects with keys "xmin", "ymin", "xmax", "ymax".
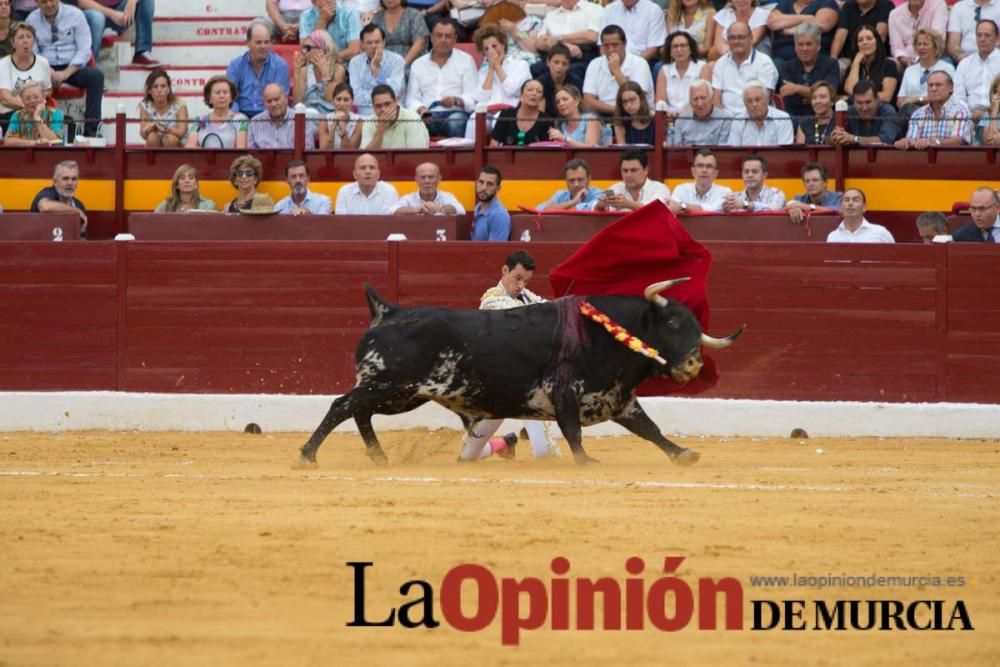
[
  {"xmin": 671, "ymin": 79, "xmax": 733, "ymax": 145},
  {"xmin": 711, "ymin": 0, "xmax": 772, "ymax": 60},
  {"xmin": 341, "ymin": 0, "xmax": 378, "ymax": 24},
  {"xmin": 592, "ymin": 149, "xmax": 670, "ymax": 212},
  {"xmin": 300, "ymin": 0, "xmax": 361, "ymax": 64},
  {"xmin": 0, "ymin": 0, "xmax": 13, "ymax": 58},
  {"xmin": 915, "ymin": 210, "xmax": 949, "ymax": 242},
  {"xmin": 613, "ymin": 80, "xmax": 653, "ymax": 144},
  {"xmin": 534, "ymin": 0, "xmax": 602, "ymax": 80},
  {"xmin": 766, "ymin": 0, "xmax": 839, "ymax": 67},
  {"xmin": 186, "ymin": 75, "xmax": 249, "ymax": 149},
  {"xmin": 665, "ymin": 0, "xmax": 716, "ymax": 60},
  {"xmin": 655, "ymin": 31, "xmax": 710, "ymax": 116},
  {"xmin": 952, "ymin": 186, "xmax": 1000, "ymax": 241},
  {"xmin": 472, "ymin": 23, "xmax": 531, "ymax": 115},
  {"xmin": 335, "ymin": 153, "xmax": 400, "ymax": 214},
  {"xmin": 794, "ymin": 80, "xmax": 837, "ymax": 144},
  {"xmin": 537, "ymin": 158, "xmax": 603, "ymax": 210},
  {"xmin": 843, "ymin": 24, "xmax": 899, "ymax": 107},
  {"xmin": 319, "ymin": 81, "xmax": 363, "ymax": 147},
  {"xmin": 723, "ymin": 154, "xmax": 787, "ymax": 212},
  {"xmin": 362, "ymin": 82, "xmax": 429, "ymax": 148},
  {"xmin": 490, "ymin": 78, "xmax": 553, "ymax": 145},
  {"xmin": 946, "ymin": 0, "xmax": 1000, "ymax": 63},
  {"xmin": 896, "ymin": 28, "xmax": 954, "ymax": 115},
  {"xmin": 249, "ymin": 82, "xmax": 316, "ymax": 149},
  {"xmin": 4, "ymin": 80, "xmax": 61, "ymax": 144},
  {"xmin": 72, "ymin": 0, "xmax": 158, "ymax": 66},
  {"xmin": 953, "ymin": 19, "xmax": 1000, "ymax": 122},
  {"xmin": 829, "ymin": 79, "xmax": 902, "ymax": 144},
  {"xmin": 0, "ymin": 22, "xmax": 52, "ymax": 131},
  {"xmin": 888, "ymin": 0, "xmax": 948, "ymax": 68},
  {"xmin": 895, "ymin": 71, "xmax": 973, "ymax": 148},
  {"xmin": 830, "ymin": 0, "xmax": 893, "ymax": 67},
  {"xmin": 726, "ymin": 80, "xmax": 794, "ymax": 146},
  {"xmin": 137, "ymin": 69, "xmax": 188, "ymax": 148},
  {"xmin": 11, "ymin": 0, "xmax": 34, "ymax": 20},
  {"xmin": 225, "ymin": 154, "xmax": 263, "ymax": 213},
  {"xmin": 981, "ymin": 73, "xmax": 1000, "ymax": 144},
  {"xmin": 471, "ymin": 165, "xmax": 510, "ymax": 241},
  {"xmin": 275, "ymin": 160, "xmax": 332, "ymax": 215},
  {"xmin": 292, "ymin": 30, "xmax": 346, "ymax": 115},
  {"xmin": 31, "ymin": 159, "xmax": 87, "ymax": 235},
  {"xmin": 494, "ymin": 0, "xmax": 546, "ymax": 68},
  {"xmin": 583, "ymin": 24, "xmax": 653, "ymax": 116},
  {"xmin": 668, "ymin": 148, "xmax": 731, "ymax": 213},
  {"xmin": 348, "ymin": 24, "xmax": 405, "ymax": 116},
  {"xmin": 226, "ymin": 21, "xmax": 291, "ymax": 118},
  {"xmin": 600, "ymin": 0, "xmax": 667, "ymax": 62},
  {"xmin": 405, "ymin": 17, "xmax": 476, "ymax": 138},
  {"xmin": 536, "ymin": 44, "xmax": 582, "ymax": 116},
  {"xmin": 154, "ymin": 164, "xmax": 218, "ymax": 213},
  {"xmin": 777, "ymin": 23, "xmax": 840, "ymax": 127},
  {"xmin": 827, "ymin": 188, "xmax": 894, "ymax": 243},
  {"xmin": 390, "ymin": 162, "xmax": 465, "ymax": 215},
  {"xmin": 262, "ymin": 0, "xmax": 310, "ymax": 43},
  {"xmin": 786, "ymin": 161, "xmax": 841, "ymax": 223},
  {"xmin": 27, "ymin": 0, "xmax": 104, "ymax": 137},
  {"xmin": 711, "ymin": 21, "xmax": 778, "ymax": 114},
  {"xmin": 372, "ymin": 0, "xmax": 428, "ymax": 69},
  {"xmin": 548, "ymin": 83, "xmax": 603, "ymax": 146}
]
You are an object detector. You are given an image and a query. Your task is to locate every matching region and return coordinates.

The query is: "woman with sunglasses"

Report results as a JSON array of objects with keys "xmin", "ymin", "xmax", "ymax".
[
  {"xmin": 292, "ymin": 30, "xmax": 345, "ymax": 115},
  {"xmin": 896, "ymin": 28, "xmax": 953, "ymax": 115},
  {"xmin": 225, "ymin": 154, "xmax": 263, "ymax": 213}
]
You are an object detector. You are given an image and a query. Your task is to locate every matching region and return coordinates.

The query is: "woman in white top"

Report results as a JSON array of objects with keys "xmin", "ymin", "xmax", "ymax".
[
  {"xmin": 655, "ymin": 31, "xmax": 711, "ymax": 115},
  {"xmin": 318, "ymin": 81, "xmax": 363, "ymax": 149},
  {"xmin": 897, "ymin": 28, "xmax": 954, "ymax": 112},
  {"xmin": 711, "ymin": 0, "xmax": 773, "ymax": 59},
  {"xmin": 665, "ymin": 0, "xmax": 716, "ymax": 60},
  {"xmin": 466, "ymin": 24, "xmax": 530, "ymax": 139},
  {"xmin": 0, "ymin": 22, "xmax": 51, "ymax": 122}
]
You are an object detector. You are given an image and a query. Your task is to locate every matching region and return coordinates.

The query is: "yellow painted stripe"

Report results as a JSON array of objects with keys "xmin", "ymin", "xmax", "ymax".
[
  {"xmin": 2, "ymin": 179, "xmax": 116, "ymax": 210},
  {"xmin": 845, "ymin": 178, "xmax": 1000, "ymax": 210}
]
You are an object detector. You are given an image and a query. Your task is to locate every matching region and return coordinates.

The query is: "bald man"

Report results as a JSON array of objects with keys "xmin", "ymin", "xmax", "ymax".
[
  {"xmin": 390, "ymin": 163, "xmax": 465, "ymax": 215},
  {"xmin": 334, "ymin": 153, "xmax": 400, "ymax": 215}
]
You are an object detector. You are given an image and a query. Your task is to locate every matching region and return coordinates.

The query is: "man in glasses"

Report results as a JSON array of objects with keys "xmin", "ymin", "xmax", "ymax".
[
  {"xmin": 953, "ymin": 18, "xmax": 1000, "ymax": 122},
  {"xmin": 31, "ymin": 160, "xmax": 88, "ymax": 237},
  {"xmin": 946, "ymin": 0, "xmax": 1000, "ymax": 63},
  {"xmin": 711, "ymin": 21, "xmax": 778, "ymax": 115},
  {"xmin": 668, "ymin": 148, "xmax": 731, "ymax": 214},
  {"xmin": 952, "ymin": 187, "xmax": 1000, "ymax": 242},
  {"xmin": 778, "ymin": 23, "xmax": 840, "ymax": 128}
]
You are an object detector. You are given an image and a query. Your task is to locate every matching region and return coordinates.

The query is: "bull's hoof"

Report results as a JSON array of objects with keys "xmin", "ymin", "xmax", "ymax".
[
  {"xmin": 294, "ymin": 454, "xmax": 318, "ymax": 470},
  {"xmin": 672, "ymin": 448, "xmax": 700, "ymax": 466},
  {"xmin": 367, "ymin": 449, "xmax": 389, "ymax": 467},
  {"xmin": 573, "ymin": 453, "xmax": 600, "ymax": 466}
]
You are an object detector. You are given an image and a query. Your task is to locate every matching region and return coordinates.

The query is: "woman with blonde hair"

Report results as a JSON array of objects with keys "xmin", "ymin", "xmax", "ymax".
[
  {"xmin": 979, "ymin": 74, "xmax": 1000, "ymax": 146},
  {"xmin": 225, "ymin": 154, "xmax": 263, "ymax": 213},
  {"xmin": 154, "ymin": 164, "xmax": 217, "ymax": 213},
  {"xmin": 794, "ymin": 80, "xmax": 837, "ymax": 145},
  {"xmin": 138, "ymin": 69, "xmax": 188, "ymax": 148},
  {"xmin": 666, "ymin": 0, "xmax": 716, "ymax": 59},
  {"xmin": 547, "ymin": 84, "xmax": 602, "ymax": 147},
  {"xmin": 897, "ymin": 28, "xmax": 953, "ymax": 113},
  {"xmin": 3, "ymin": 80, "xmax": 62, "ymax": 145},
  {"xmin": 292, "ymin": 30, "xmax": 346, "ymax": 115}
]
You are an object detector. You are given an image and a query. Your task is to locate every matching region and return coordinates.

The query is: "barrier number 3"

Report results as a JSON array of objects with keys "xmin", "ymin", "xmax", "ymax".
[{"xmin": 52, "ymin": 227, "xmax": 63, "ymax": 242}]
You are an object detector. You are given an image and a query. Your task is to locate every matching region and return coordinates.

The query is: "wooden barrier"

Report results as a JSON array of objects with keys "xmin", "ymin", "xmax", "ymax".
[{"xmin": 0, "ymin": 213, "xmax": 82, "ymax": 241}]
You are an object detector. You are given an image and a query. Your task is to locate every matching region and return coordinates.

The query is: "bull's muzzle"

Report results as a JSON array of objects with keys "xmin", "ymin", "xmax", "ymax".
[{"xmin": 670, "ymin": 352, "xmax": 703, "ymax": 384}]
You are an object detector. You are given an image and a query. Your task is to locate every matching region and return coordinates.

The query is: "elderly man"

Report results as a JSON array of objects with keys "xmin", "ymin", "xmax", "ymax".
[
  {"xmin": 953, "ymin": 186, "xmax": 1000, "ymax": 242},
  {"xmin": 362, "ymin": 84, "xmax": 428, "ymax": 149},
  {"xmin": 390, "ymin": 162, "xmax": 464, "ymax": 215},
  {"xmin": 537, "ymin": 159, "xmax": 603, "ymax": 211},
  {"xmin": 712, "ymin": 21, "xmax": 778, "ymax": 115},
  {"xmin": 335, "ymin": 153, "xmax": 399, "ymax": 215},
  {"xmin": 226, "ymin": 21, "xmax": 290, "ymax": 118},
  {"xmin": 533, "ymin": 0, "xmax": 603, "ymax": 79},
  {"xmin": 947, "ymin": 0, "xmax": 1000, "ymax": 63},
  {"xmin": 405, "ymin": 18, "xmax": 476, "ymax": 138},
  {"xmin": 27, "ymin": 0, "xmax": 104, "ymax": 137},
  {"xmin": 829, "ymin": 80, "xmax": 903, "ymax": 145},
  {"xmin": 248, "ymin": 83, "xmax": 316, "ymax": 149},
  {"xmin": 592, "ymin": 149, "xmax": 669, "ymax": 212},
  {"xmin": 275, "ymin": 160, "xmax": 331, "ymax": 215},
  {"xmin": 668, "ymin": 149, "xmax": 731, "ymax": 214},
  {"xmin": 953, "ymin": 19, "xmax": 1000, "ymax": 122},
  {"xmin": 786, "ymin": 162, "xmax": 842, "ymax": 223},
  {"xmin": 895, "ymin": 71, "xmax": 973, "ymax": 149},
  {"xmin": 671, "ymin": 80, "xmax": 733, "ymax": 146},
  {"xmin": 74, "ymin": 0, "xmax": 158, "ymax": 66},
  {"xmin": 915, "ymin": 210, "xmax": 950, "ymax": 242},
  {"xmin": 723, "ymin": 155, "xmax": 787, "ymax": 212},
  {"xmin": 777, "ymin": 24, "xmax": 840, "ymax": 126},
  {"xmin": 348, "ymin": 24, "xmax": 404, "ymax": 116},
  {"xmin": 582, "ymin": 24, "xmax": 653, "ymax": 116},
  {"xmin": 827, "ymin": 188, "xmax": 895, "ymax": 243},
  {"xmin": 471, "ymin": 166, "xmax": 510, "ymax": 242},
  {"xmin": 888, "ymin": 0, "xmax": 948, "ymax": 68},
  {"xmin": 726, "ymin": 81, "xmax": 794, "ymax": 147},
  {"xmin": 600, "ymin": 0, "xmax": 666, "ymax": 62},
  {"xmin": 31, "ymin": 159, "xmax": 88, "ymax": 236},
  {"xmin": 299, "ymin": 0, "xmax": 360, "ymax": 63}
]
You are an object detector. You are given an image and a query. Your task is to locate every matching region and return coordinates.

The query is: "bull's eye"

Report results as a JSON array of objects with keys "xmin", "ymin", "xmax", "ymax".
[{"xmin": 666, "ymin": 317, "xmax": 680, "ymax": 331}]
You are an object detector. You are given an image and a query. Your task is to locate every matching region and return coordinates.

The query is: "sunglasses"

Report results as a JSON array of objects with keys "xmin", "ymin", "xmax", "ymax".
[
  {"xmin": 235, "ymin": 170, "xmax": 256, "ymax": 178},
  {"xmin": 301, "ymin": 44, "xmax": 315, "ymax": 52}
]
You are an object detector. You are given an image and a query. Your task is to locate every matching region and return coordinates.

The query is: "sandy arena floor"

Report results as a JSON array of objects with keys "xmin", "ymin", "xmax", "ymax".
[{"xmin": 1, "ymin": 429, "xmax": 998, "ymax": 666}]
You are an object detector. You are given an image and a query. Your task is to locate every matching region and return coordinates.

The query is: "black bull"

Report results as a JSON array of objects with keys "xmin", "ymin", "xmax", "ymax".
[{"xmin": 299, "ymin": 281, "xmax": 743, "ymax": 466}]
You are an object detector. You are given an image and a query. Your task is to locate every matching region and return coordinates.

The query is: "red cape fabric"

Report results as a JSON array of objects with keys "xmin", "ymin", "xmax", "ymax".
[{"xmin": 549, "ymin": 199, "xmax": 718, "ymax": 396}]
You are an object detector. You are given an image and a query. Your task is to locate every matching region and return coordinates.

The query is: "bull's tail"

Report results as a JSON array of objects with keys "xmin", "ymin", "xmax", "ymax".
[{"xmin": 364, "ymin": 283, "xmax": 394, "ymax": 329}]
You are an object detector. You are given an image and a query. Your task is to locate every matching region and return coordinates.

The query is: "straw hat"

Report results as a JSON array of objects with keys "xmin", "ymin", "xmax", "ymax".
[{"xmin": 241, "ymin": 193, "xmax": 276, "ymax": 216}]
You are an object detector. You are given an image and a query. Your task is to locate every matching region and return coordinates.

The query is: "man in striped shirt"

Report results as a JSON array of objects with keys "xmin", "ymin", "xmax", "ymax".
[
  {"xmin": 347, "ymin": 23, "xmax": 404, "ymax": 116},
  {"xmin": 248, "ymin": 83, "xmax": 317, "ymax": 149},
  {"xmin": 894, "ymin": 71, "xmax": 973, "ymax": 149}
]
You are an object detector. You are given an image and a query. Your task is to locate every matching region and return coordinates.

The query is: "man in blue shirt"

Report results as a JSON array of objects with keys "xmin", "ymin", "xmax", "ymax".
[
  {"xmin": 786, "ymin": 162, "xmax": 843, "ymax": 224},
  {"xmin": 226, "ymin": 21, "xmax": 291, "ymax": 118},
  {"xmin": 348, "ymin": 23, "xmax": 405, "ymax": 116},
  {"xmin": 471, "ymin": 166, "xmax": 510, "ymax": 242},
  {"xmin": 537, "ymin": 159, "xmax": 602, "ymax": 211},
  {"xmin": 299, "ymin": 0, "xmax": 361, "ymax": 64},
  {"xmin": 275, "ymin": 160, "xmax": 332, "ymax": 215}
]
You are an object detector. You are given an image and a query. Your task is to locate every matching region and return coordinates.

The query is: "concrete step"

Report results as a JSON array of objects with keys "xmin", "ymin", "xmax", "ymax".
[
  {"xmin": 147, "ymin": 42, "xmax": 247, "ymax": 67},
  {"xmin": 153, "ymin": 17, "xmax": 257, "ymax": 43},
  {"xmin": 119, "ymin": 66, "xmax": 227, "ymax": 95},
  {"xmin": 156, "ymin": 0, "xmax": 266, "ymax": 18}
]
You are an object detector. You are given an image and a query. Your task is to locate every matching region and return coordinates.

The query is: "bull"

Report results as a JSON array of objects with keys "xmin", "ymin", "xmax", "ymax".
[{"xmin": 299, "ymin": 279, "xmax": 743, "ymax": 467}]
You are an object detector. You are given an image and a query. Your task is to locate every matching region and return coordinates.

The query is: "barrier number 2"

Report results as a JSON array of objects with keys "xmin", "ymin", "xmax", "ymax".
[{"xmin": 52, "ymin": 227, "xmax": 63, "ymax": 242}]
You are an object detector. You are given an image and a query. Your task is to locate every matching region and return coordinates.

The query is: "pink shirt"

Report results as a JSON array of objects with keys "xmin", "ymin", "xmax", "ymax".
[{"xmin": 887, "ymin": 0, "xmax": 949, "ymax": 62}]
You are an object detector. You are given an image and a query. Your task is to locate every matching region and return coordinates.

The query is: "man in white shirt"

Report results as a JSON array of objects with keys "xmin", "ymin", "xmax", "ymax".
[
  {"xmin": 592, "ymin": 149, "xmax": 670, "ymax": 212},
  {"xmin": 534, "ymin": 0, "xmax": 603, "ymax": 78},
  {"xmin": 711, "ymin": 21, "xmax": 778, "ymax": 114},
  {"xmin": 723, "ymin": 154, "xmax": 787, "ymax": 212},
  {"xmin": 947, "ymin": 0, "xmax": 1000, "ymax": 62},
  {"xmin": 953, "ymin": 18, "xmax": 1000, "ymax": 121},
  {"xmin": 335, "ymin": 153, "xmax": 399, "ymax": 214},
  {"xmin": 275, "ymin": 160, "xmax": 332, "ymax": 215},
  {"xmin": 583, "ymin": 24, "xmax": 654, "ymax": 115},
  {"xmin": 405, "ymin": 18, "xmax": 477, "ymax": 138},
  {"xmin": 668, "ymin": 149, "xmax": 732, "ymax": 214},
  {"xmin": 726, "ymin": 81, "xmax": 795, "ymax": 146},
  {"xmin": 827, "ymin": 188, "xmax": 895, "ymax": 243},
  {"xmin": 600, "ymin": 0, "xmax": 666, "ymax": 62},
  {"xmin": 390, "ymin": 162, "xmax": 465, "ymax": 215}
]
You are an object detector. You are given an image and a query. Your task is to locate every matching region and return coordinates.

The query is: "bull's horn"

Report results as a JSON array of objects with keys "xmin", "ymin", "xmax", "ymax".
[
  {"xmin": 701, "ymin": 325, "xmax": 746, "ymax": 349},
  {"xmin": 643, "ymin": 278, "xmax": 691, "ymax": 307}
]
